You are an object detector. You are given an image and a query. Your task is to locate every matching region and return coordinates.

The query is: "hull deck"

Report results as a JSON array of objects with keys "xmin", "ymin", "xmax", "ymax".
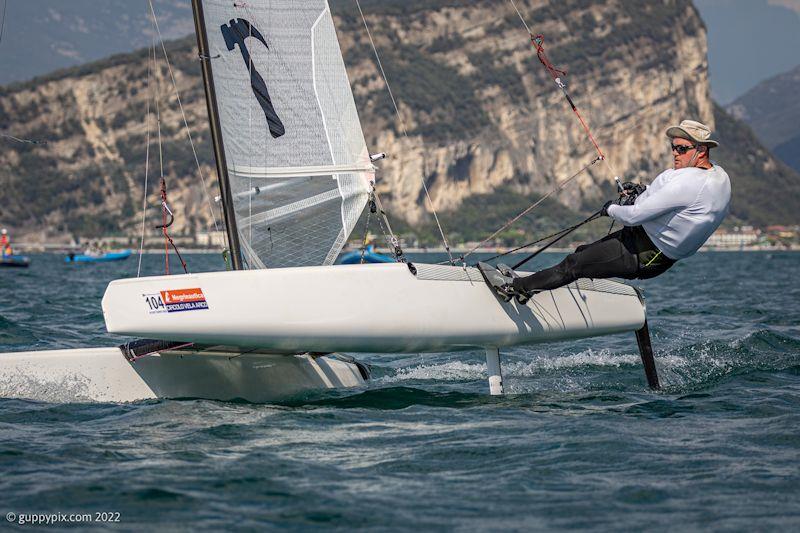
[{"xmin": 102, "ymin": 262, "xmax": 646, "ymax": 353}]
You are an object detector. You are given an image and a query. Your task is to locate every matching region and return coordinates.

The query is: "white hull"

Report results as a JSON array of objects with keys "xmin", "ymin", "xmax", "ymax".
[
  {"xmin": 1, "ymin": 264, "xmax": 648, "ymax": 403},
  {"xmin": 102, "ymin": 263, "xmax": 646, "ymax": 353},
  {"xmin": 0, "ymin": 346, "xmax": 366, "ymax": 403}
]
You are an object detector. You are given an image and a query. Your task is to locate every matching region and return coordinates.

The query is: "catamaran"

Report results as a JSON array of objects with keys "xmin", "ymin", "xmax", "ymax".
[{"xmin": 0, "ymin": 0, "xmax": 658, "ymax": 403}]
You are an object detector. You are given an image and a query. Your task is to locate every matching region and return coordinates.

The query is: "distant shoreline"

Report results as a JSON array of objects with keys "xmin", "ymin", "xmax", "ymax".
[{"xmin": 9, "ymin": 245, "xmax": 800, "ymax": 255}]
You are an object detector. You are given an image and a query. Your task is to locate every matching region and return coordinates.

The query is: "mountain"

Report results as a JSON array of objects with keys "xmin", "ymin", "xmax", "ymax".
[
  {"xmin": 773, "ymin": 135, "xmax": 800, "ymax": 172},
  {"xmin": 694, "ymin": 0, "xmax": 800, "ymax": 104},
  {"xmin": 714, "ymin": 103, "xmax": 800, "ymax": 225},
  {"xmin": 727, "ymin": 63, "xmax": 800, "ymax": 173},
  {"xmin": 0, "ymin": 0, "xmax": 798, "ymax": 245}
]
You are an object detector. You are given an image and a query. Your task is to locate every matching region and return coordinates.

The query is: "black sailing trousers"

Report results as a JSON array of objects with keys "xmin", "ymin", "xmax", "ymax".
[{"xmin": 512, "ymin": 225, "xmax": 676, "ymax": 293}]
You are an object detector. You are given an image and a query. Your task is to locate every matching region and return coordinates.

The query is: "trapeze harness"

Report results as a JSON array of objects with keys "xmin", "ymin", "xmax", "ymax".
[{"xmin": 513, "ymin": 165, "xmax": 732, "ymax": 293}]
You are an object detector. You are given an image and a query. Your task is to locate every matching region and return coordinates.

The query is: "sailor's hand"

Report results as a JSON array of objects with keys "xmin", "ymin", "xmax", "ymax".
[
  {"xmin": 621, "ymin": 181, "xmax": 646, "ymax": 195},
  {"xmin": 600, "ymin": 200, "xmax": 614, "ymax": 217},
  {"xmin": 618, "ymin": 182, "xmax": 646, "ymax": 205}
]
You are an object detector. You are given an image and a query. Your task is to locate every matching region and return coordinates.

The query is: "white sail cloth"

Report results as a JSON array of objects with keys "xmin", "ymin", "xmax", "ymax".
[{"xmin": 200, "ymin": 0, "xmax": 373, "ymax": 268}]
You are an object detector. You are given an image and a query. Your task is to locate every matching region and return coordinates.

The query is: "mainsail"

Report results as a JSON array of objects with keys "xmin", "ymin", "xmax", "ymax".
[{"xmin": 198, "ymin": 0, "xmax": 374, "ymax": 269}]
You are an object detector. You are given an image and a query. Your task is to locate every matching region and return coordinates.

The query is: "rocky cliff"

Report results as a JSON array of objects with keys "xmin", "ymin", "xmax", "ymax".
[
  {"xmin": 338, "ymin": 0, "xmax": 713, "ymax": 224},
  {"xmin": 0, "ymin": 0, "xmax": 795, "ymax": 244}
]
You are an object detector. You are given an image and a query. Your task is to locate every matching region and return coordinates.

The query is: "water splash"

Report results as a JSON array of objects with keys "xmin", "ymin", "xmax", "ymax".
[
  {"xmin": 658, "ymin": 329, "xmax": 800, "ymax": 392},
  {"xmin": 371, "ymin": 329, "xmax": 800, "ymax": 397}
]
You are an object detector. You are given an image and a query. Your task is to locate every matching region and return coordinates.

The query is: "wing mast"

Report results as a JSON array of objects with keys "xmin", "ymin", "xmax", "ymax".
[{"xmin": 190, "ymin": 0, "xmax": 244, "ymax": 270}]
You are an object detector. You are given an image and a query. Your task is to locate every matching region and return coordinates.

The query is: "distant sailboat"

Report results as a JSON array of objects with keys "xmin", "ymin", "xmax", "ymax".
[{"xmin": 0, "ymin": 0, "xmax": 657, "ymax": 403}]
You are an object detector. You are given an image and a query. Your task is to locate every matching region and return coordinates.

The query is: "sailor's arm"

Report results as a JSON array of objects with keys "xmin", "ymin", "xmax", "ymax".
[{"xmin": 606, "ymin": 182, "xmax": 690, "ymax": 225}]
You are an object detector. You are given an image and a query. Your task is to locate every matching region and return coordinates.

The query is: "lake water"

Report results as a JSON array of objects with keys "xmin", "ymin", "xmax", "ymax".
[{"xmin": 1, "ymin": 251, "xmax": 799, "ymax": 530}]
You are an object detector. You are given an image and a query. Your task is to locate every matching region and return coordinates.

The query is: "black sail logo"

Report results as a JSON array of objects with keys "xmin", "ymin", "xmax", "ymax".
[{"xmin": 221, "ymin": 18, "xmax": 286, "ymax": 138}]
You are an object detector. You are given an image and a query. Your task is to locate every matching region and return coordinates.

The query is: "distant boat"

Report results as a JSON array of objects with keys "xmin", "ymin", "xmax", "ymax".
[
  {"xmin": 339, "ymin": 245, "xmax": 394, "ymax": 264},
  {"xmin": 65, "ymin": 250, "xmax": 132, "ymax": 263},
  {"xmin": 0, "ymin": 255, "xmax": 30, "ymax": 268}
]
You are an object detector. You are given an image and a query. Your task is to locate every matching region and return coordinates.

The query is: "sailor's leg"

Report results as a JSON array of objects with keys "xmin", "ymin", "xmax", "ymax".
[
  {"xmin": 485, "ymin": 347, "xmax": 504, "ymax": 395},
  {"xmin": 512, "ymin": 258, "xmax": 576, "ymax": 293},
  {"xmin": 513, "ymin": 232, "xmax": 638, "ymax": 292}
]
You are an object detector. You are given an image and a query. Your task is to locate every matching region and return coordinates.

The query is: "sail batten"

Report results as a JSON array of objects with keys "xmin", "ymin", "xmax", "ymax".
[
  {"xmin": 199, "ymin": 0, "xmax": 373, "ymax": 269},
  {"xmin": 230, "ymin": 163, "xmax": 376, "ymax": 179},
  {"xmin": 239, "ymin": 189, "xmax": 341, "ymax": 228}
]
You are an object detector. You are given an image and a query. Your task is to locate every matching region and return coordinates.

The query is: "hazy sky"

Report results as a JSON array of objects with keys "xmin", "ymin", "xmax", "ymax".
[{"xmin": 695, "ymin": 0, "xmax": 800, "ymax": 103}]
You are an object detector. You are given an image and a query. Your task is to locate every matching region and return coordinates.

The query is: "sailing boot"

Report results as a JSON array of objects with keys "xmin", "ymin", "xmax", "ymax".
[
  {"xmin": 497, "ymin": 263, "xmax": 537, "ymax": 305},
  {"xmin": 477, "ymin": 262, "xmax": 516, "ymax": 302}
]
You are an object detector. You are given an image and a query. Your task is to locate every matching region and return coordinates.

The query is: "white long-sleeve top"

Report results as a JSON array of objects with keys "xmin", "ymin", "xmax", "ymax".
[{"xmin": 607, "ymin": 165, "xmax": 731, "ymax": 260}]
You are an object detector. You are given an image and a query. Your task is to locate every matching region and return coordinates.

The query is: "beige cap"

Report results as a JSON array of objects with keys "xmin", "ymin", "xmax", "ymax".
[{"xmin": 665, "ymin": 119, "xmax": 719, "ymax": 147}]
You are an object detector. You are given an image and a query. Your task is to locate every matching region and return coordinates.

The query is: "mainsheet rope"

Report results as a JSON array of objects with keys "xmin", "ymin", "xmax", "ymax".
[
  {"xmin": 477, "ymin": 210, "xmax": 602, "ymax": 268},
  {"xmin": 460, "ymin": 156, "xmax": 601, "ymax": 261}
]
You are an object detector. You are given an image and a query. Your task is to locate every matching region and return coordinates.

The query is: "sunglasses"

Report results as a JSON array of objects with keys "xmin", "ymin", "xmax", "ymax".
[{"xmin": 671, "ymin": 143, "xmax": 697, "ymax": 155}]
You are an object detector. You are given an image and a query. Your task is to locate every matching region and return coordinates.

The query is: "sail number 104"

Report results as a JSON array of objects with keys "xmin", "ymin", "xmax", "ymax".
[
  {"xmin": 143, "ymin": 288, "xmax": 210, "ymax": 314},
  {"xmin": 145, "ymin": 295, "xmax": 166, "ymax": 311}
]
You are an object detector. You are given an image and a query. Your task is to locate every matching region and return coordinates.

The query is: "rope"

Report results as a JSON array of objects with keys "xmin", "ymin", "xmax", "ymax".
[
  {"xmin": 531, "ymin": 35, "xmax": 604, "ymax": 158},
  {"xmin": 359, "ymin": 188, "xmax": 376, "ymax": 264},
  {"xmin": 511, "ymin": 211, "xmax": 602, "ymax": 270},
  {"xmin": 354, "ymin": 0, "xmax": 453, "ymax": 264},
  {"xmin": 156, "ymin": 177, "xmax": 189, "ymax": 274},
  {"xmin": 508, "ymin": 0, "xmax": 621, "ymax": 180},
  {"xmin": 508, "ymin": 0, "xmax": 532, "ymax": 34},
  {"xmin": 147, "ymin": 0, "xmax": 220, "ymax": 236},
  {"xmin": 373, "ymin": 189, "xmax": 406, "ymax": 262},
  {"xmin": 454, "ymin": 0, "xmax": 623, "ymax": 263},
  {"xmin": 478, "ymin": 211, "xmax": 600, "ymax": 266},
  {"xmin": 644, "ymin": 250, "xmax": 662, "ymax": 267},
  {"xmin": 461, "ymin": 156, "xmax": 601, "ymax": 260}
]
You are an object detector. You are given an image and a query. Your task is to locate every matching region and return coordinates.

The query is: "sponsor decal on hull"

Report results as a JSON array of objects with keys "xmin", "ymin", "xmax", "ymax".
[{"xmin": 144, "ymin": 288, "xmax": 209, "ymax": 314}]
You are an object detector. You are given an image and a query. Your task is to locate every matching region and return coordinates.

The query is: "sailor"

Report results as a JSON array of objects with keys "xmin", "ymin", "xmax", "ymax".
[
  {"xmin": 511, "ymin": 119, "xmax": 731, "ymax": 295},
  {"xmin": 0, "ymin": 229, "xmax": 12, "ymax": 257}
]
